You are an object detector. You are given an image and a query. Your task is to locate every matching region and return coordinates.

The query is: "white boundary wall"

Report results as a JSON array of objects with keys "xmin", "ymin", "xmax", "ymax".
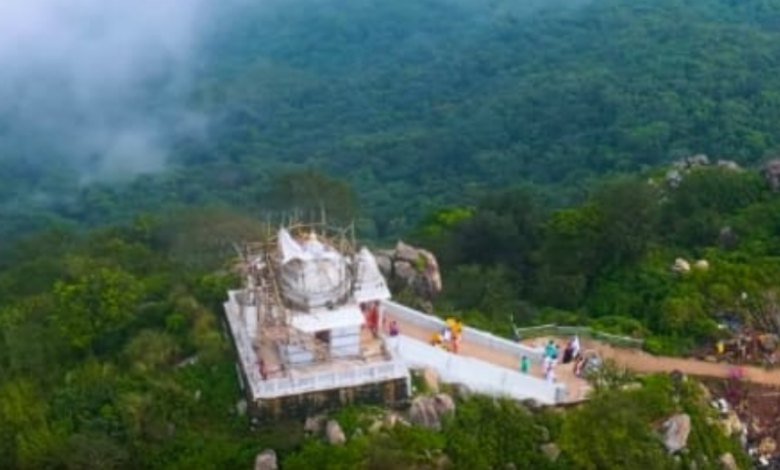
[
  {"xmin": 382, "ymin": 301, "xmax": 546, "ymax": 363},
  {"xmin": 386, "ymin": 335, "xmax": 563, "ymax": 404},
  {"xmin": 253, "ymin": 361, "xmax": 410, "ymax": 399},
  {"xmin": 381, "ymin": 301, "xmax": 564, "ymax": 404},
  {"xmin": 224, "ymin": 291, "xmax": 410, "ymax": 400},
  {"xmin": 224, "ymin": 291, "xmax": 263, "ymax": 399}
]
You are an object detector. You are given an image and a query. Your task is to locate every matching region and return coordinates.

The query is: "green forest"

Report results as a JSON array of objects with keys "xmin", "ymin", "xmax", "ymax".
[
  {"xmin": 0, "ymin": 210, "xmax": 755, "ymax": 470},
  {"xmin": 3, "ymin": 0, "xmax": 780, "ymax": 467},
  {"xmin": 5, "ymin": 0, "xmax": 780, "ymax": 241}
]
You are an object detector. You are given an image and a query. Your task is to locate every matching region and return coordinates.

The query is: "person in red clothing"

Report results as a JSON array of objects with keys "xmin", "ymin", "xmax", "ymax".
[{"xmin": 367, "ymin": 303, "xmax": 379, "ymax": 336}]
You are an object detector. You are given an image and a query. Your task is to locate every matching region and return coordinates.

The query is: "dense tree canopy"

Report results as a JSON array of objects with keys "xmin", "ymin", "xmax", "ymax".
[
  {"xmin": 0, "ymin": 0, "xmax": 778, "ymax": 466},
  {"xmin": 418, "ymin": 166, "xmax": 780, "ymax": 352},
  {"xmin": 5, "ymin": 0, "xmax": 780, "ymax": 242}
]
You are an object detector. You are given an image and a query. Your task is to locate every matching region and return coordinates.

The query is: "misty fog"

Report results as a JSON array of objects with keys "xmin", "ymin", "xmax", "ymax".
[{"xmin": 0, "ymin": 0, "xmax": 215, "ymax": 182}]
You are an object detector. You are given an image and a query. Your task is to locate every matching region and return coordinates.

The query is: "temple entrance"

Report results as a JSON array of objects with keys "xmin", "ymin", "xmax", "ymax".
[{"xmin": 315, "ymin": 330, "xmax": 331, "ymax": 345}]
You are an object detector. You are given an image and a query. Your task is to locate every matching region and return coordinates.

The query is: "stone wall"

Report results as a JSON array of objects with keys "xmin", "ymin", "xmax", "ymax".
[{"xmin": 250, "ymin": 377, "xmax": 409, "ymax": 423}]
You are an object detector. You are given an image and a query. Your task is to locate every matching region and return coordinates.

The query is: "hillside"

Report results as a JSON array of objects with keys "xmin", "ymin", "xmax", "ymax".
[
  {"xmin": 5, "ymin": 0, "xmax": 780, "ymax": 242},
  {"xmin": 0, "ymin": 215, "xmax": 753, "ymax": 470}
]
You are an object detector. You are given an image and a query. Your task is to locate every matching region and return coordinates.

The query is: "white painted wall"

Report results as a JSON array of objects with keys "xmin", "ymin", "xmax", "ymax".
[
  {"xmin": 330, "ymin": 325, "xmax": 361, "ymax": 357},
  {"xmin": 389, "ymin": 335, "xmax": 563, "ymax": 404},
  {"xmin": 381, "ymin": 301, "xmax": 546, "ymax": 363},
  {"xmin": 380, "ymin": 300, "xmax": 565, "ymax": 404}
]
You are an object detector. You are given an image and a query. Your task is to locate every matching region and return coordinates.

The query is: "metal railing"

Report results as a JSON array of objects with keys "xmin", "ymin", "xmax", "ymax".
[
  {"xmin": 382, "ymin": 301, "xmax": 643, "ymax": 349},
  {"xmin": 515, "ymin": 324, "xmax": 644, "ymax": 348}
]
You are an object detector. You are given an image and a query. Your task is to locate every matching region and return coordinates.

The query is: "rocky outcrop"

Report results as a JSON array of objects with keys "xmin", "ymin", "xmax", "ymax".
[
  {"xmin": 326, "ymin": 420, "xmax": 346, "ymax": 445},
  {"xmin": 720, "ymin": 411, "xmax": 744, "ymax": 437},
  {"xmin": 236, "ymin": 398, "xmax": 247, "ymax": 416},
  {"xmin": 759, "ymin": 436, "xmax": 777, "ymax": 456},
  {"xmin": 254, "ymin": 449, "xmax": 278, "ymax": 470},
  {"xmin": 666, "ymin": 154, "xmax": 741, "ymax": 188},
  {"xmin": 660, "ymin": 413, "xmax": 691, "ymax": 453},
  {"xmin": 384, "ymin": 411, "xmax": 407, "ymax": 428},
  {"xmin": 304, "ymin": 414, "xmax": 326, "ymax": 434},
  {"xmin": 421, "ymin": 367, "xmax": 440, "ymax": 394},
  {"xmin": 409, "ymin": 394, "xmax": 456, "ymax": 430},
  {"xmin": 672, "ymin": 258, "xmax": 691, "ymax": 273},
  {"xmin": 671, "ymin": 258, "xmax": 708, "ymax": 273},
  {"xmin": 719, "ymin": 452, "xmax": 739, "ymax": 470},
  {"xmin": 694, "ymin": 259, "xmax": 710, "ymax": 270},
  {"xmin": 450, "ymin": 383, "xmax": 473, "ymax": 399},
  {"xmin": 764, "ymin": 159, "xmax": 780, "ymax": 191},
  {"xmin": 374, "ymin": 242, "xmax": 442, "ymax": 304},
  {"xmin": 541, "ymin": 443, "xmax": 561, "ymax": 462},
  {"xmin": 719, "ymin": 226, "xmax": 739, "ymax": 250},
  {"xmin": 666, "ymin": 169, "xmax": 684, "ymax": 188}
]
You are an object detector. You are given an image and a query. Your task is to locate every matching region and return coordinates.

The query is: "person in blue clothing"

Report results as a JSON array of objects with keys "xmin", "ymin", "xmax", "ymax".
[
  {"xmin": 520, "ymin": 355, "xmax": 530, "ymax": 374},
  {"xmin": 545, "ymin": 340, "xmax": 557, "ymax": 359}
]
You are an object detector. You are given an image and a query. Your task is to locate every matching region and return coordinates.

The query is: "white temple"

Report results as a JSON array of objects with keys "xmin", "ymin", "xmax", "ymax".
[{"xmin": 223, "ymin": 225, "xmax": 408, "ymax": 419}]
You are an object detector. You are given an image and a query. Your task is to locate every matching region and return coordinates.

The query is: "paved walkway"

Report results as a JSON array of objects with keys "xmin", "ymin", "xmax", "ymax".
[
  {"xmin": 385, "ymin": 313, "xmax": 592, "ymax": 401},
  {"xmin": 384, "ymin": 312, "xmax": 780, "ymax": 401}
]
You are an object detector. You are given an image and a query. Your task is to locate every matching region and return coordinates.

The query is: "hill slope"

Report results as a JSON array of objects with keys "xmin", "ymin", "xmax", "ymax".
[{"xmin": 4, "ymin": 0, "xmax": 780, "ymax": 238}]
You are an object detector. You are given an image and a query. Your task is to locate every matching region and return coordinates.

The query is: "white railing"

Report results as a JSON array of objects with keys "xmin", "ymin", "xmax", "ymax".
[
  {"xmin": 225, "ymin": 293, "xmax": 561, "ymax": 403},
  {"xmin": 382, "ymin": 301, "xmax": 546, "ymax": 364},
  {"xmin": 226, "ymin": 291, "xmax": 410, "ymax": 400},
  {"xmin": 224, "ymin": 295, "xmax": 264, "ymax": 399},
  {"xmin": 515, "ymin": 324, "xmax": 644, "ymax": 348},
  {"xmin": 252, "ymin": 360, "xmax": 410, "ymax": 399},
  {"xmin": 390, "ymin": 334, "xmax": 563, "ymax": 404}
]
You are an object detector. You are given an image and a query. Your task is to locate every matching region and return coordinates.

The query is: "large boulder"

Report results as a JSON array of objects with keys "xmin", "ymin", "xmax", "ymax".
[
  {"xmin": 374, "ymin": 241, "xmax": 442, "ymax": 304},
  {"xmin": 666, "ymin": 169, "xmax": 683, "ymax": 188},
  {"xmin": 764, "ymin": 158, "xmax": 780, "ymax": 191},
  {"xmin": 718, "ymin": 226, "xmax": 739, "ymax": 250},
  {"xmin": 717, "ymin": 160, "xmax": 741, "ymax": 171},
  {"xmin": 384, "ymin": 411, "xmax": 407, "ymax": 428},
  {"xmin": 672, "ymin": 258, "xmax": 691, "ymax": 274},
  {"xmin": 758, "ymin": 334, "xmax": 778, "ymax": 352},
  {"xmin": 719, "ymin": 452, "xmax": 739, "ymax": 470},
  {"xmin": 304, "ymin": 414, "xmax": 326, "ymax": 434},
  {"xmin": 659, "ymin": 413, "xmax": 691, "ymax": 453},
  {"xmin": 758, "ymin": 436, "xmax": 776, "ymax": 455},
  {"xmin": 667, "ymin": 155, "xmax": 740, "ymax": 188},
  {"xmin": 720, "ymin": 411, "xmax": 743, "ymax": 437},
  {"xmin": 541, "ymin": 443, "xmax": 561, "ymax": 462},
  {"xmin": 420, "ymin": 367, "xmax": 440, "ymax": 394},
  {"xmin": 409, "ymin": 394, "xmax": 456, "ymax": 430},
  {"xmin": 326, "ymin": 420, "xmax": 346, "ymax": 445},
  {"xmin": 254, "ymin": 449, "xmax": 278, "ymax": 470}
]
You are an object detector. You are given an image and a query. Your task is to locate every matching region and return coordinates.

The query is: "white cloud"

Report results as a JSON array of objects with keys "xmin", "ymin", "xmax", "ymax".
[{"xmin": 0, "ymin": 0, "xmax": 213, "ymax": 180}]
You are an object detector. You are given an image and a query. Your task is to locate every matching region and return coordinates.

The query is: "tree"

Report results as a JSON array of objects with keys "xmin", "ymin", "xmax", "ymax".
[
  {"xmin": 264, "ymin": 169, "xmax": 359, "ymax": 224},
  {"xmin": 559, "ymin": 390, "xmax": 674, "ymax": 470},
  {"xmin": 593, "ymin": 177, "xmax": 660, "ymax": 267},
  {"xmin": 52, "ymin": 258, "xmax": 145, "ymax": 353},
  {"xmin": 444, "ymin": 397, "xmax": 553, "ymax": 470}
]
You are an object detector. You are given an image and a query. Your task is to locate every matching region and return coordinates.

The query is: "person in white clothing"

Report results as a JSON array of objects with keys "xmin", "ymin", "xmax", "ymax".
[
  {"xmin": 571, "ymin": 335, "xmax": 581, "ymax": 359},
  {"xmin": 545, "ymin": 363, "xmax": 556, "ymax": 383}
]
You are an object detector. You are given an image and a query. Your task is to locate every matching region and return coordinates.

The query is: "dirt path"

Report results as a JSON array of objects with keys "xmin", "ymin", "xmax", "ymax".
[
  {"xmin": 385, "ymin": 312, "xmax": 780, "ymax": 397},
  {"xmin": 579, "ymin": 338, "xmax": 780, "ymax": 386}
]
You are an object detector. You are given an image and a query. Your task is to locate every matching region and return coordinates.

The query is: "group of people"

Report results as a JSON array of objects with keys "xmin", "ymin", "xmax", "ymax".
[
  {"xmin": 519, "ymin": 336, "xmax": 582, "ymax": 383},
  {"xmin": 430, "ymin": 318, "xmax": 464, "ymax": 353}
]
